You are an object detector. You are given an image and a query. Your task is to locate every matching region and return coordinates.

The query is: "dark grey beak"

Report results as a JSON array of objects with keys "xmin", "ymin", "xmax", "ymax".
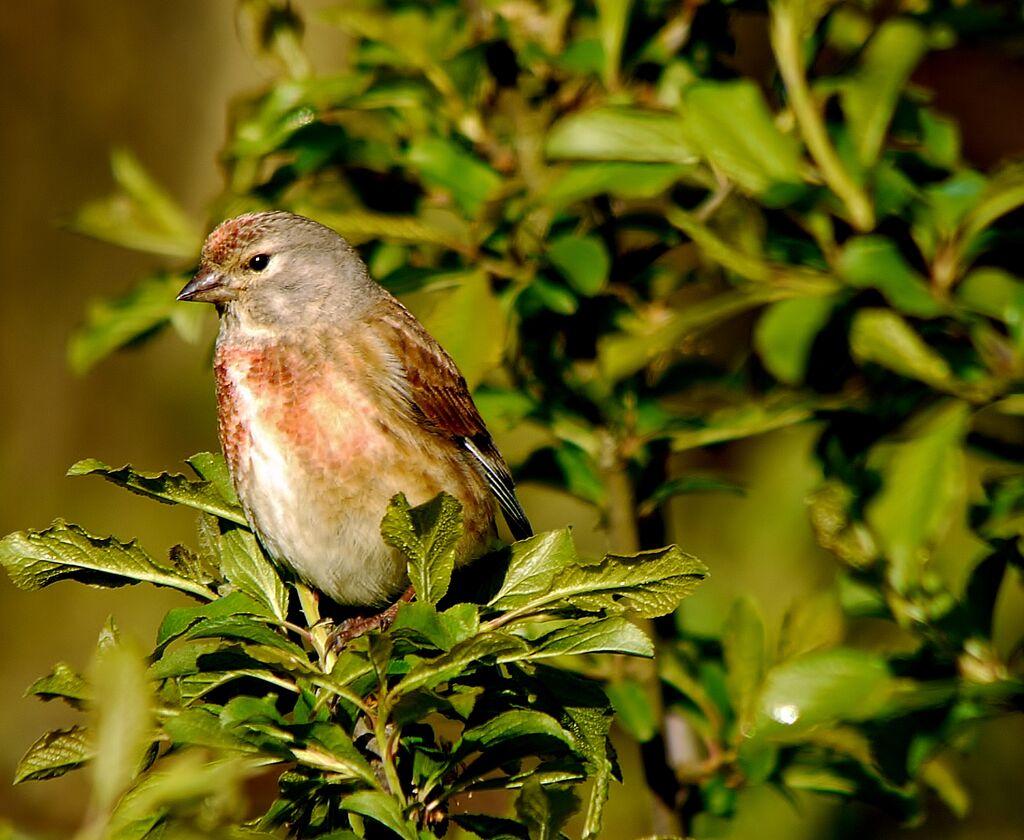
[{"xmin": 177, "ymin": 268, "xmax": 235, "ymax": 303}]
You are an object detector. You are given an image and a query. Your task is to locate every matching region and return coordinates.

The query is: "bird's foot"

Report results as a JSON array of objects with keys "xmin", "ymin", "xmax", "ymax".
[{"xmin": 327, "ymin": 586, "xmax": 415, "ymax": 652}]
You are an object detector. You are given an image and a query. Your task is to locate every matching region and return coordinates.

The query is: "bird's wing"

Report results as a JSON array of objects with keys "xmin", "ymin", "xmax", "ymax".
[{"xmin": 375, "ymin": 296, "xmax": 533, "ymax": 541}]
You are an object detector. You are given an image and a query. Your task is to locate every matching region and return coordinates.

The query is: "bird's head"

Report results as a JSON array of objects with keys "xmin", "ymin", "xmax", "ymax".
[{"xmin": 178, "ymin": 211, "xmax": 374, "ymax": 327}]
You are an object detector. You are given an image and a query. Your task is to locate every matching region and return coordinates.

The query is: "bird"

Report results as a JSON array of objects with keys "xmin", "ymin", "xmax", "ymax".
[{"xmin": 177, "ymin": 210, "xmax": 532, "ymax": 620}]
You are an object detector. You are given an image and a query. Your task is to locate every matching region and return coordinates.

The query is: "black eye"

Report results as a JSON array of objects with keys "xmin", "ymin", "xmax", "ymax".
[{"xmin": 247, "ymin": 254, "xmax": 271, "ymax": 271}]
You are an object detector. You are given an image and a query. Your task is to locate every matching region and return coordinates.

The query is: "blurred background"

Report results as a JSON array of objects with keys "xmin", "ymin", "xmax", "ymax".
[{"xmin": 2, "ymin": 2, "xmax": 1023, "ymax": 837}]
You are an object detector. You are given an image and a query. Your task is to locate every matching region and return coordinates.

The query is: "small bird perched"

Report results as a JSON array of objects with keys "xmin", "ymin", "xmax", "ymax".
[{"xmin": 178, "ymin": 211, "xmax": 531, "ymax": 612}]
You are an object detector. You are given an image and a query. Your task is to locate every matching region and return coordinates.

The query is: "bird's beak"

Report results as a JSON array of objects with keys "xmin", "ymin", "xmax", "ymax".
[{"xmin": 177, "ymin": 268, "xmax": 236, "ymax": 304}]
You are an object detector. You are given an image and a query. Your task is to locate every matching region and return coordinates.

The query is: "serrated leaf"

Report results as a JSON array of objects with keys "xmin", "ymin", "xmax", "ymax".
[
  {"xmin": 198, "ymin": 516, "xmax": 288, "ymax": 620},
  {"xmin": 390, "ymin": 601, "xmax": 480, "ymax": 651},
  {"xmin": 157, "ymin": 590, "xmax": 272, "ymax": 646},
  {"xmin": 529, "ymin": 616, "xmax": 654, "ymax": 659},
  {"xmin": 381, "ymin": 492, "xmax": 462, "ymax": 606},
  {"xmin": 394, "ymin": 632, "xmax": 529, "ymax": 698},
  {"xmin": 26, "ymin": 662, "xmax": 89, "ymax": 709},
  {"xmin": 68, "ymin": 458, "xmax": 246, "ymax": 525},
  {"xmin": 341, "ymin": 790, "xmax": 419, "ymax": 840},
  {"xmin": 15, "ymin": 726, "xmax": 93, "ymax": 783},
  {"xmin": 68, "ymin": 274, "xmax": 193, "ymax": 374},
  {"xmin": 490, "ymin": 536, "xmax": 707, "ymax": 619},
  {"xmin": 546, "ymin": 106, "xmax": 696, "ymax": 164},
  {"xmin": 0, "ymin": 519, "xmax": 216, "ymax": 600}
]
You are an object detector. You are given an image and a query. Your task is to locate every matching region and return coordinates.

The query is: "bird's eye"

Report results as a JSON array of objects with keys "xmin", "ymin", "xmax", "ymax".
[{"xmin": 247, "ymin": 254, "xmax": 271, "ymax": 272}]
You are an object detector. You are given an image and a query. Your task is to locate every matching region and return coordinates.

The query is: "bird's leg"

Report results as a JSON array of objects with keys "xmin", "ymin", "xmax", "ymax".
[{"xmin": 328, "ymin": 585, "xmax": 415, "ymax": 652}]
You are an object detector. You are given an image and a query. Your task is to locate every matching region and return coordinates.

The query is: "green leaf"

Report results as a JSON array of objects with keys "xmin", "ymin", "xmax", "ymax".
[
  {"xmin": 26, "ymin": 662, "xmax": 89, "ymax": 709},
  {"xmin": 14, "ymin": 726, "xmax": 93, "ymax": 783},
  {"xmin": 962, "ymin": 163, "xmax": 1024, "ymax": 253},
  {"xmin": 67, "ymin": 148, "xmax": 201, "ymax": 258},
  {"xmin": 515, "ymin": 780, "xmax": 580, "ymax": 840},
  {"xmin": 407, "ymin": 136, "xmax": 502, "ymax": 217},
  {"xmin": 547, "ymin": 234, "xmax": 611, "ymax": 296},
  {"xmin": 390, "ymin": 601, "xmax": 480, "ymax": 651},
  {"xmin": 754, "ymin": 295, "xmax": 837, "ymax": 384},
  {"xmin": 68, "ymin": 273, "xmax": 194, "ymax": 374},
  {"xmin": 67, "ymin": 458, "xmax": 246, "ymax": 525},
  {"xmin": 958, "ymin": 268, "xmax": 1024, "ymax": 342},
  {"xmin": 850, "ymin": 309, "xmax": 956, "ymax": 391},
  {"xmin": 380, "ymin": 492, "xmax": 463, "ymax": 606},
  {"xmin": 751, "ymin": 648, "xmax": 898, "ymax": 741},
  {"xmin": 156, "ymin": 590, "xmax": 272, "ymax": 646},
  {"xmin": 546, "ymin": 106, "xmax": 696, "ymax": 164},
  {"xmin": 595, "ymin": 0, "xmax": 632, "ymax": 87},
  {"xmin": 296, "ymin": 206, "xmax": 472, "ymax": 252},
  {"xmin": 722, "ymin": 597, "xmax": 767, "ymax": 727},
  {"xmin": 606, "ymin": 678, "xmax": 657, "ymax": 742},
  {"xmin": 0, "ymin": 519, "xmax": 216, "ymax": 600},
  {"xmin": 840, "ymin": 19, "xmax": 927, "ymax": 167},
  {"xmin": 682, "ymin": 80, "xmax": 804, "ymax": 201},
  {"xmin": 544, "ymin": 162, "xmax": 690, "ymax": 207},
  {"xmin": 291, "ymin": 722, "xmax": 380, "ymax": 786},
  {"xmin": 529, "ymin": 616, "xmax": 654, "ymax": 659},
  {"xmin": 394, "ymin": 632, "xmax": 529, "ymax": 698},
  {"xmin": 416, "ymin": 270, "xmax": 505, "ymax": 389},
  {"xmin": 460, "ymin": 710, "xmax": 574, "ymax": 752},
  {"xmin": 867, "ymin": 400, "xmax": 970, "ymax": 592},
  {"xmin": 838, "ymin": 237, "xmax": 942, "ymax": 318},
  {"xmin": 198, "ymin": 516, "xmax": 289, "ymax": 620},
  {"xmin": 341, "ymin": 790, "xmax": 419, "ymax": 840},
  {"xmin": 669, "ymin": 395, "xmax": 817, "ymax": 452},
  {"xmin": 639, "ymin": 475, "xmax": 745, "ymax": 516},
  {"xmin": 489, "ymin": 534, "xmax": 708, "ymax": 620}
]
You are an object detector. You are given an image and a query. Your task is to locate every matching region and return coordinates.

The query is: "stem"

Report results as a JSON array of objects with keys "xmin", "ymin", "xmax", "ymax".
[
  {"xmin": 375, "ymin": 697, "xmax": 405, "ymax": 804},
  {"xmin": 771, "ymin": 3, "xmax": 874, "ymax": 231},
  {"xmin": 597, "ymin": 429, "xmax": 640, "ymax": 555}
]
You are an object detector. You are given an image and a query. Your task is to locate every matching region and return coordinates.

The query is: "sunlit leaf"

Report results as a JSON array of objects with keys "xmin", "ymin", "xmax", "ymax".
[
  {"xmin": 682, "ymin": 80, "xmax": 804, "ymax": 201},
  {"xmin": 867, "ymin": 400, "xmax": 970, "ymax": 592},
  {"xmin": 381, "ymin": 492, "xmax": 462, "ymax": 606},
  {"xmin": 68, "ymin": 458, "xmax": 245, "ymax": 525},
  {"xmin": 546, "ymin": 106, "xmax": 696, "ymax": 164},
  {"xmin": 14, "ymin": 726, "xmax": 93, "ymax": 783},
  {"xmin": 840, "ymin": 19, "xmax": 927, "ymax": 167},
  {"xmin": 0, "ymin": 519, "xmax": 216, "ymax": 600},
  {"xmin": 68, "ymin": 149, "xmax": 201, "ymax": 258}
]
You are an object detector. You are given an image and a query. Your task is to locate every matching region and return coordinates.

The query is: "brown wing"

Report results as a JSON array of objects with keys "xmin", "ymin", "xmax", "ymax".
[{"xmin": 375, "ymin": 297, "xmax": 533, "ymax": 541}]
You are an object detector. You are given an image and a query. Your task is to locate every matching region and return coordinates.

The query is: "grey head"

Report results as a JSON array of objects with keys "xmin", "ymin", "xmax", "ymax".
[{"xmin": 177, "ymin": 211, "xmax": 379, "ymax": 329}]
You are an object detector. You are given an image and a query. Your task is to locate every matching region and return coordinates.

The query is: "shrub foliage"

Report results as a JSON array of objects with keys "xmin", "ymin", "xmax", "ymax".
[{"xmin": 4, "ymin": 0, "xmax": 1024, "ymax": 837}]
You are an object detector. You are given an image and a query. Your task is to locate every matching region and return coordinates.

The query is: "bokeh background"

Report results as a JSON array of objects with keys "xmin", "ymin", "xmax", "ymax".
[{"xmin": 2, "ymin": 3, "xmax": 1024, "ymax": 837}]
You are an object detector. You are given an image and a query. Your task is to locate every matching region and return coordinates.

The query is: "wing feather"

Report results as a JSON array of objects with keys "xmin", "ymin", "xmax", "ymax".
[{"xmin": 374, "ymin": 297, "xmax": 533, "ymax": 540}]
